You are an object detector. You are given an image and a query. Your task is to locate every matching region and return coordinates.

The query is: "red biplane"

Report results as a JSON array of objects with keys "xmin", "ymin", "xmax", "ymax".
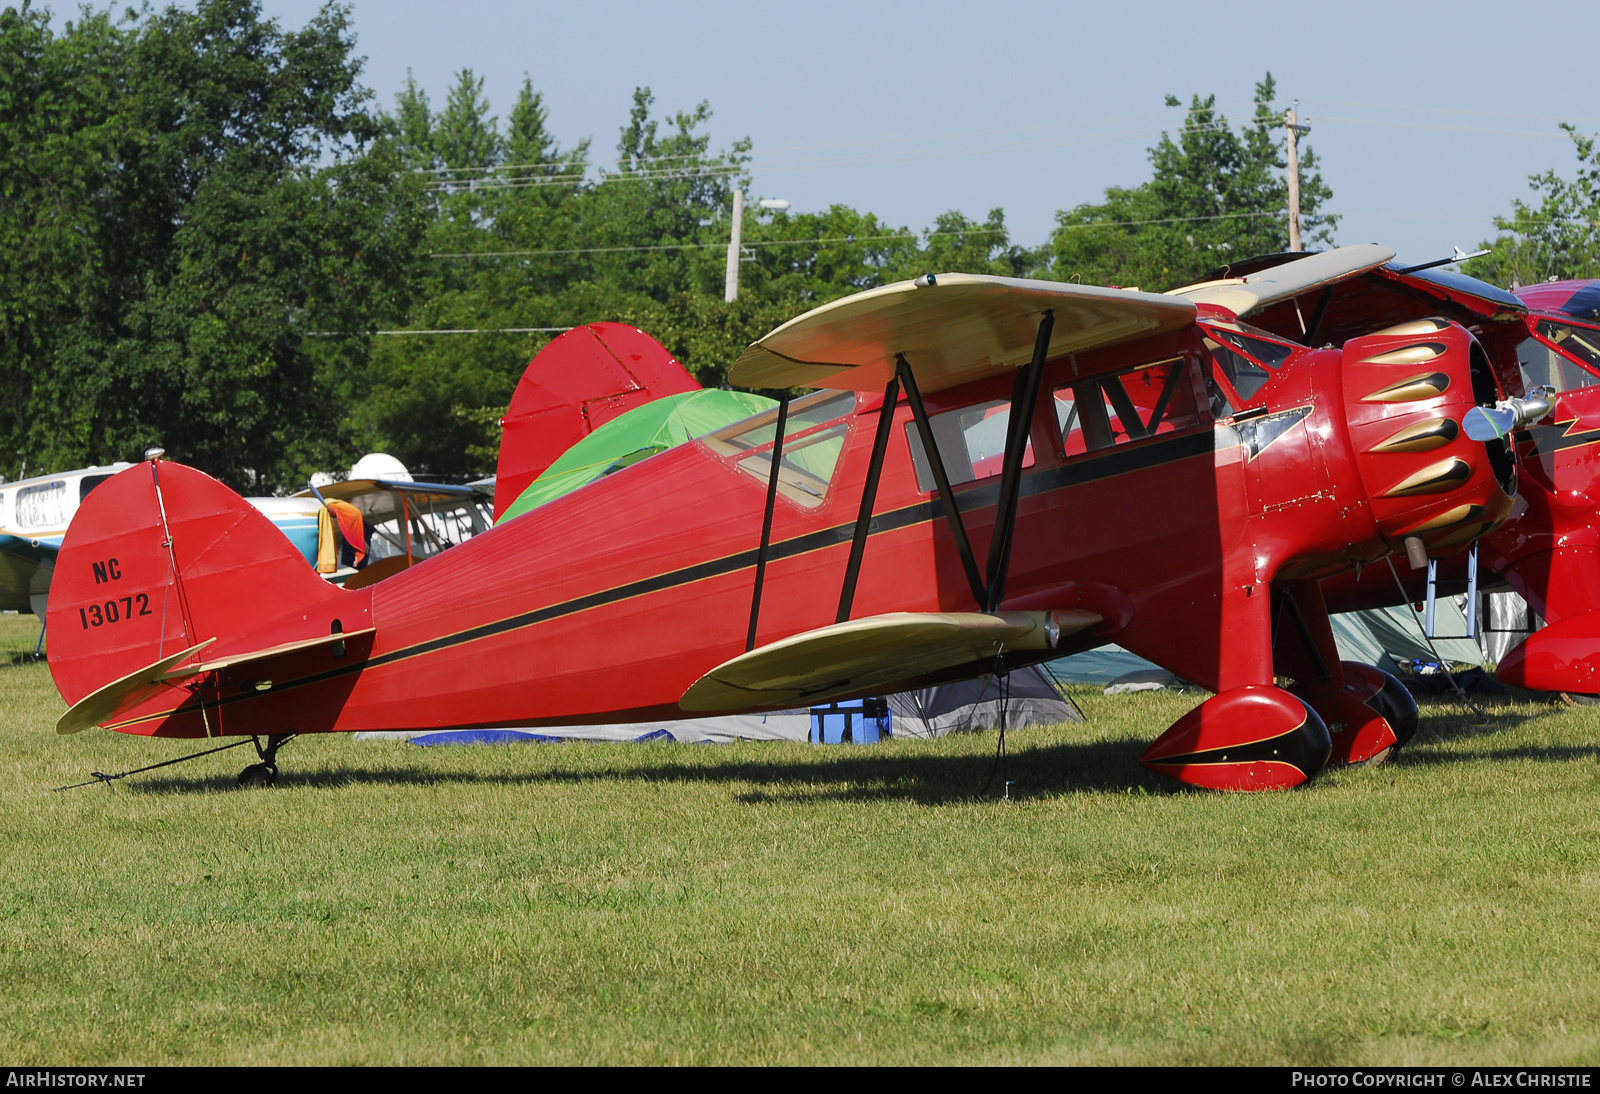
[
  {"xmin": 46, "ymin": 270, "xmax": 1523, "ymax": 790},
  {"xmin": 1170, "ymin": 249, "xmax": 1600, "ymax": 694},
  {"xmin": 1471, "ymin": 280, "xmax": 1600, "ymax": 692}
]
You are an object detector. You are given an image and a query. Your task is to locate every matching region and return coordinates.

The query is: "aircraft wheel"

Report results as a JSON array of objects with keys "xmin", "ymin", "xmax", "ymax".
[
  {"xmin": 237, "ymin": 763, "xmax": 277, "ymax": 789},
  {"xmin": 1140, "ymin": 685, "xmax": 1331, "ymax": 791},
  {"xmin": 1291, "ymin": 663, "xmax": 1418, "ymax": 766}
]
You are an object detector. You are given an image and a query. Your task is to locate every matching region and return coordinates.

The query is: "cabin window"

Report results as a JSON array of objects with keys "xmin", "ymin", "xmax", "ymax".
[
  {"xmin": 16, "ymin": 480, "xmax": 68, "ymax": 529},
  {"xmin": 903, "ymin": 399, "xmax": 1034, "ymax": 494},
  {"xmin": 1200, "ymin": 323, "xmax": 1295, "ymax": 403},
  {"xmin": 1055, "ymin": 356, "xmax": 1203, "ymax": 456},
  {"xmin": 1199, "ymin": 357, "xmax": 1237, "ymax": 419},
  {"xmin": 704, "ymin": 390, "xmax": 855, "ymax": 508},
  {"xmin": 78, "ymin": 475, "xmax": 112, "ymax": 502},
  {"xmin": 1523, "ymin": 321, "xmax": 1600, "ymax": 392}
]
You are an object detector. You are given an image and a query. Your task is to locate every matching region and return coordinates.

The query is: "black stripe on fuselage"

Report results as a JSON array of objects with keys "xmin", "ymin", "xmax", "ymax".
[{"xmin": 115, "ymin": 426, "xmax": 1230, "ymax": 727}]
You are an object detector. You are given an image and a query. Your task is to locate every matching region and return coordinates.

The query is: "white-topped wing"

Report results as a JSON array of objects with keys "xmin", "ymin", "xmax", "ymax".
[
  {"xmin": 729, "ymin": 273, "xmax": 1197, "ymax": 393},
  {"xmin": 679, "ymin": 609, "xmax": 1100, "ymax": 712},
  {"xmin": 1167, "ymin": 244, "xmax": 1397, "ymax": 318}
]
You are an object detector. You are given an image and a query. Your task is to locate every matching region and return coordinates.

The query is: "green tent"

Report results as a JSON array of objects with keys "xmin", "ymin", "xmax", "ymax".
[
  {"xmin": 1330, "ymin": 600, "xmax": 1484, "ymax": 670},
  {"xmin": 497, "ymin": 389, "xmax": 776, "ymax": 524}
]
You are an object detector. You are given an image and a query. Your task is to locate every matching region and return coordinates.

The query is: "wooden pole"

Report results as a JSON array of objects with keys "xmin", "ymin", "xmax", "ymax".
[
  {"xmin": 1285, "ymin": 105, "xmax": 1303, "ymax": 252},
  {"xmin": 724, "ymin": 188, "xmax": 744, "ymax": 302}
]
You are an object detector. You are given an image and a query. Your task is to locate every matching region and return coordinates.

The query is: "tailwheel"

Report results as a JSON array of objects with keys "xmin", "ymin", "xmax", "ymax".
[
  {"xmin": 1140, "ymin": 685, "xmax": 1331, "ymax": 791},
  {"xmin": 236, "ymin": 734, "xmax": 295, "ymax": 789},
  {"xmin": 237, "ymin": 763, "xmax": 276, "ymax": 789},
  {"xmin": 1292, "ymin": 662, "xmax": 1418, "ymax": 766}
]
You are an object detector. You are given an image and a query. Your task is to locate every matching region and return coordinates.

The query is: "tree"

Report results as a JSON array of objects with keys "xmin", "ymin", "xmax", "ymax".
[
  {"xmin": 359, "ymin": 84, "xmax": 757, "ymax": 477},
  {"xmin": 1046, "ymin": 74, "xmax": 1335, "ymax": 292},
  {"xmin": 435, "ymin": 69, "xmax": 500, "ymax": 172},
  {"xmin": 361, "ymin": 78, "xmax": 1054, "ymax": 477},
  {"xmin": 0, "ymin": 0, "xmax": 427, "ymax": 490},
  {"xmin": 1465, "ymin": 125, "xmax": 1600, "ymax": 288}
]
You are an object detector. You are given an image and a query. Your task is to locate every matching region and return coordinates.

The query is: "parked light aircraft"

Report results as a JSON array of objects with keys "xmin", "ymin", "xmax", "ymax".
[
  {"xmin": 1, "ymin": 464, "xmax": 133, "ymax": 619},
  {"xmin": 45, "ymin": 270, "xmax": 1534, "ymax": 789}
]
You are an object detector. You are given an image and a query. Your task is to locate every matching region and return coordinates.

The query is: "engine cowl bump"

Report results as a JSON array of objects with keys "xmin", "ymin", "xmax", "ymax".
[{"xmin": 1341, "ymin": 319, "xmax": 1515, "ymax": 552}]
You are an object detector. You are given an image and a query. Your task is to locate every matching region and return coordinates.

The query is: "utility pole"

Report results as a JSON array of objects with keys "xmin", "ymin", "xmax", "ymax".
[
  {"xmin": 724, "ymin": 188, "xmax": 744, "ymax": 302},
  {"xmin": 1284, "ymin": 103, "xmax": 1310, "ymax": 252}
]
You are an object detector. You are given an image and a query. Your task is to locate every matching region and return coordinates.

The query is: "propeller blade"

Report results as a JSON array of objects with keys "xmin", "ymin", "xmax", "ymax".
[
  {"xmin": 1463, "ymin": 389, "xmax": 1554, "ymax": 442},
  {"xmin": 1463, "ymin": 405, "xmax": 1517, "ymax": 442}
]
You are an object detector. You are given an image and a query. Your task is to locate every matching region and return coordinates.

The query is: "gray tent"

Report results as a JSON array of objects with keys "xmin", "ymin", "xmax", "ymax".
[
  {"xmin": 886, "ymin": 666, "xmax": 1077, "ymax": 738},
  {"xmin": 353, "ymin": 665, "xmax": 1076, "ymax": 746},
  {"xmin": 1329, "ymin": 601, "xmax": 1483, "ymax": 672}
]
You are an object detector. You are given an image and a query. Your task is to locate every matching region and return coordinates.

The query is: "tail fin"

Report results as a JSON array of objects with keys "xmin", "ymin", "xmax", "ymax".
[
  {"xmin": 494, "ymin": 323, "xmax": 698, "ymax": 520},
  {"xmin": 46, "ymin": 460, "xmax": 342, "ymax": 710}
]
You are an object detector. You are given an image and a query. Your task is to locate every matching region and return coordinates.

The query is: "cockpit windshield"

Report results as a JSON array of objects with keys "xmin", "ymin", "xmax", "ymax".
[
  {"xmin": 1534, "ymin": 318, "xmax": 1600, "ymax": 377},
  {"xmin": 1200, "ymin": 322, "xmax": 1297, "ymax": 404},
  {"xmin": 703, "ymin": 391, "xmax": 855, "ymax": 509}
]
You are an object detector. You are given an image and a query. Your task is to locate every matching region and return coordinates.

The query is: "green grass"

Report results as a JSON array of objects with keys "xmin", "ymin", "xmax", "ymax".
[{"xmin": 2, "ymin": 611, "xmax": 1599, "ymax": 1064}]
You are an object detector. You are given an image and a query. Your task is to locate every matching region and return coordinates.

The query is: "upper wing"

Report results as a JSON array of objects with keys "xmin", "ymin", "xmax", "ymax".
[
  {"xmin": 679, "ymin": 609, "xmax": 1101, "ymax": 712},
  {"xmin": 1170, "ymin": 246, "xmax": 1527, "ymax": 345},
  {"xmin": 1167, "ymin": 244, "xmax": 1396, "ymax": 318},
  {"xmin": 729, "ymin": 273, "xmax": 1196, "ymax": 393}
]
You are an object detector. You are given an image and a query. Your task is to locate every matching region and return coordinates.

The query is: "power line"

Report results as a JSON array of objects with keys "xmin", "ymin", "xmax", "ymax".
[
  {"xmin": 414, "ymin": 120, "xmax": 1250, "ymax": 191},
  {"xmin": 419, "ymin": 151, "xmax": 743, "ymax": 175},
  {"xmin": 1301, "ymin": 98, "xmax": 1600, "ymax": 126},
  {"xmin": 305, "ymin": 326, "xmax": 574, "ymax": 336},
  {"xmin": 428, "ymin": 230, "xmax": 990, "ymax": 259},
  {"xmin": 412, "ymin": 114, "xmax": 1189, "ymax": 178},
  {"xmin": 409, "ymin": 112, "xmax": 1595, "ymax": 197},
  {"xmin": 426, "ymin": 211, "xmax": 1299, "ymax": 262},
  {"xmin": 1307, "ymin": 116, "xmax": 1579, "ymax": 140},
  {"xmin": 423, "ymin": 165, "xmax": 743, "ymax": 192}
]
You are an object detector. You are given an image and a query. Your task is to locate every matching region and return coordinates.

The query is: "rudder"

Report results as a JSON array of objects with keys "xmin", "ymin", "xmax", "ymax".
[
  {"xmin": 47, "ymin": 459, "xmax": 343, "ymax": 708},
  {"xmin": 494, "ymin": 323, "xmax": 698, "ymax": 520}
]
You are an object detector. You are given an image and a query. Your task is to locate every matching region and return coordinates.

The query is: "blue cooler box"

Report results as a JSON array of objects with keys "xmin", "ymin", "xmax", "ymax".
[{"xmin": 809, "ymin": 697, "xmax": 891, "ymax": 744}]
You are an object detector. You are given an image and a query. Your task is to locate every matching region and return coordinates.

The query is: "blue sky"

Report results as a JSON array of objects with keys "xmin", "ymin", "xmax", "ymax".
[{"xmin": 247, "ymin": 1, "xmax": 1598, "ymax": 265}]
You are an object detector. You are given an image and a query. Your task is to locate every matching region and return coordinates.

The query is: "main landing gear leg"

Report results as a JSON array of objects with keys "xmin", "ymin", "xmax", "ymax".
[
  {"xmin": 1137, "ymin": 580, "xmax": 1333, "ymax": 791},
  {"xmin": 238, "ymin": 734, "xmax": 296, "ymax": 788}
]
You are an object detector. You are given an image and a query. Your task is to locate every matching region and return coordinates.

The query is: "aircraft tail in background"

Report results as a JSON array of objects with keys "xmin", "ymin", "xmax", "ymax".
[{"xmin": 494, "ymin": 323, "xmax": 698, "ymax": 521}]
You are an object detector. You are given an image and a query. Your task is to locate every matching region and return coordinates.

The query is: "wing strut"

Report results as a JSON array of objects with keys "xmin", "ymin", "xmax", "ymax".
[
  {"xmin": 745, "ymin": 394, "xmax": 791, "ymax": 651},
  {"xmin": 1299, "ymin": 286, "xmax": 1334, "ymax": 346},
  {"xmin": 985, "ymin": 310, "xmax": 1054, "ymax": 611},
  {"xmin": 836, "ymin": 376, "xmax": 901, "ymax": 623},
  {"xmin": 897, "ymin": 354, "xmax": 987, "ymax": 608}
]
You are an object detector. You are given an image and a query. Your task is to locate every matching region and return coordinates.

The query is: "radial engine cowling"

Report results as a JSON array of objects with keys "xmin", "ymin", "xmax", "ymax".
[{"xmin": 1339, "ymin": 319, "xmax": 1517, "ymax": 553}]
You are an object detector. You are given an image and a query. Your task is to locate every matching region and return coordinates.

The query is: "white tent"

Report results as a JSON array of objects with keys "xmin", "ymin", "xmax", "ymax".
[{"xmin": 1050, "ymin": 601, "xmax": 1486, "ymax": 686}]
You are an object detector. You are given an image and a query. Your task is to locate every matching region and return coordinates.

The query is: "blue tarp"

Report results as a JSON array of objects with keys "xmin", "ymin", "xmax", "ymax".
[{"xmin": 408, "ymin": 729, "xmax": 564, "ymax": 746}]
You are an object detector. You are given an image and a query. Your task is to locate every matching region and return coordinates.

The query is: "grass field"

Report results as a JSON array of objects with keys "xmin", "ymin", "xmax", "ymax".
[{"xmin": 2, "ymin": 611, "xmax": 1599, "ymax": 1065}]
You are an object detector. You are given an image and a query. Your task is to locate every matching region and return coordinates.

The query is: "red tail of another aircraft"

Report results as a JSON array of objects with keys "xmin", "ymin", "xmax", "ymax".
[{"xmin": 494, "ymin": 323, "xmax": 699, "ymax": 521}]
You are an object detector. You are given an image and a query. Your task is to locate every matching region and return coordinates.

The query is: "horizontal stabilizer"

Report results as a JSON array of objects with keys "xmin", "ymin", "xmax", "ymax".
[
  {"xmin": 679, "ymin": 609, "xmax": 1099, "ymax": 712},
  {"xmin": 161, "ymin": 627, "xmax": 376, "ymax": 681},
  {"xmin": 57, "ymin": 639, "xmax": 216, "ymax": 735},
  {"xmin": 729, "ymin": 274, "xmax": 1195, "ymax": 393}
]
